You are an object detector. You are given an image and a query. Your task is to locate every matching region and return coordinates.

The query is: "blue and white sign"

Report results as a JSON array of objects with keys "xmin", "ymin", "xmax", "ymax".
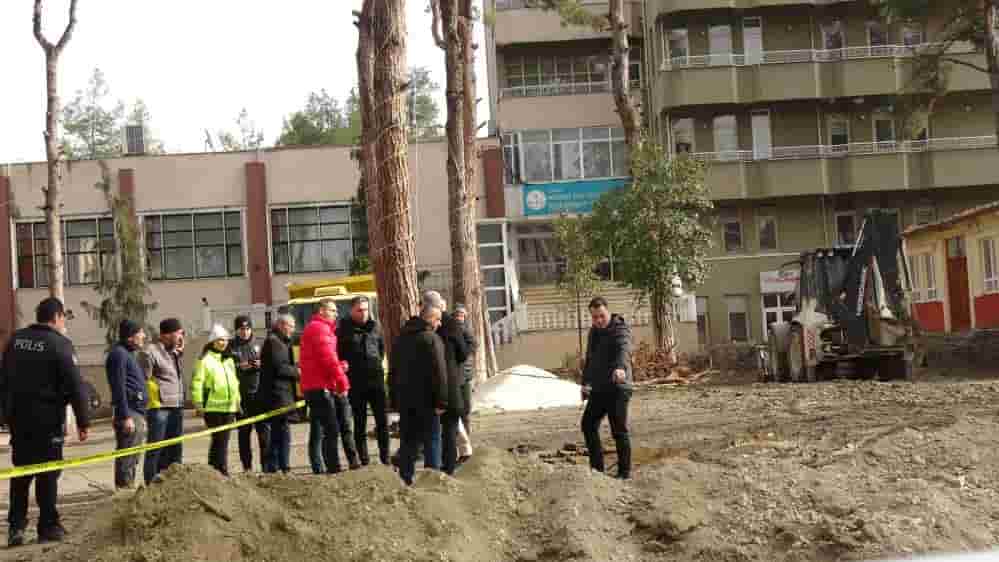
[{"xmin": 521, "ymin": 178, "xmax": 629, "ymax": 217}]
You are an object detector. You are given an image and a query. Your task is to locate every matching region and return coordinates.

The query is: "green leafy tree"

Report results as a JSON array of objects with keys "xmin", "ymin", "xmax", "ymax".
[
  {"xmin": 80, "ymin": 162, "xmax": 157, "ymax": 348},
  {"xmin": 554, "ymin": 214, "xmax": 603, "ymax": 357},
  {"xmin": 409, "ymin": 66, "xmax": 443, "ymax": 137},
  {"xmin": 277, "ymin": 89, "xmax": 361, "ymax": 146},
  {"xmin": 878, "ymin": 0, "xmax": 999, "ymax": 143},
  {"xmin": 588, "ymin": 142, "xmax": 713, "ymax": 354},
  {"xmin": 218, "ymin": 108, "xmax": 265, "ymax": 151},
  {"xmin": 61, "ymin": 67, "xmax": 125, "ymax": 160}
]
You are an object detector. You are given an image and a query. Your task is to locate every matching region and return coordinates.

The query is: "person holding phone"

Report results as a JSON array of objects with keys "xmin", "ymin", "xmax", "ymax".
[{"xmin": 228, "ymin": 316, "xmax": 269, "ymax": 472}]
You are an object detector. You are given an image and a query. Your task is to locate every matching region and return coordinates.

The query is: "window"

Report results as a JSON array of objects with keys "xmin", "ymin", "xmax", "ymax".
[
  {"xmin": 672, "ymin": 118, "xmax": 695, "ymax": 154},
  {"xmin": 982, "ymin": 238, "xmax": 998, "ymax": 293},
  {"xmin": 512, "ymin": 127, "xmax": 629, "ymax": 183},
  {"xmin": 713, "ymin": 115, "xmax": 738, "ymax": 158},
  {"xmin": 16, "ymin": 217, "xmax": 114, "ymax": 288},
  {"xmin": 145, "ymin": 211, "xmax": 243, "ymax": 280},
  {"xmin": 835, "ymin": 212, "xmax": 857, "ymax": 245},
  {"xmin": 822, "ymin": 20, "xmax": 845, "ymax": 51},
  {"xmin": 763, "ymin": 291, "xmax": 796, "ymax": 333},
  {"xmin": 868, "ymin": 208, "xmax": 902, "ymax": 232},
  {"xmin": 503, "ymin": 51, "xmax": 637, "ymax": 97},
  {"xmin": 722, "ymin": 216, "xmax": 744, "ymax": 252},
  {"xmin": 873, "ymin": 108, "xmax": 896, "ymax": 149},
  {"xmin": 726, "ymin": 295, "xmax": 750, "ymax": 343},
  {"xmin": 758, "ymin": 213, "xmax": 778, "ymax": 251},
  {"xmin": 902, "ymin": 25, "xmax": 924, "ymax": 48},
  {"xmin": 629, "ymin": 48, "xmax": 642, "ymax": 88},
  {"xmin": 907, "ymin": 253, "xmax": 938, "ymax": 302},
  {"xmin": 668, "ymin": 29, "xmax": 689, "ymax": 65},
  {"xmin": 914, "ymin": 206, "xmax": 935, "ymax": 226},
  {"xmin": 271, "ymin": 205, "xmax": 360, "ymax": 275},
  {"xmin": 502, "ymin": 133, "xmax": 521, "ymax": 185},
  {"xmin": 906, "ymin": 110, "xmax": 929, "ymax": 142},
  {"xmin": 867, "ymin": 21, "xmax": 889, "ymax": 51},
  {"xmin": 696, "ymin": 296, "xmax": 709, "ymax": 345},
  {"xmin": 829, "ymin": 114, "xmax": 850, "ymax": 151},
  {"xmin": 708, "ymin": 25, "xmax": 733, "ymax": 66}
]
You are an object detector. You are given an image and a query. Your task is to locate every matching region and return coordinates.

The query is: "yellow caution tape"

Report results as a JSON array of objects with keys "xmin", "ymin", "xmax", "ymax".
[{"xmin": 0, "ymin": 400, "xmax": 306, "ymax": 481}]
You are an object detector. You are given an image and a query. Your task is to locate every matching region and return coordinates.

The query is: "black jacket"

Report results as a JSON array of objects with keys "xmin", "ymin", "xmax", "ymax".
[
  {"xmin": 459, "ymin": 321, "xmax": 478, "ymax": 384},
  {"xmin": 106, "ymin": 341, "xmax": 147, "ymax": 422},
  {"xmin": 0, "ymin": 324, "xmax": 91, "ymax": 433},
  {"xmin": 228, "ymin": 336, "xmax": 262, "ymax": 397},
  {"xmin": 437, "ymin": 314, "xmax": 471, "ymax": 413},
  {"xmin": 260, "ymin": 330, "xmax": 299, "ymax": 409},
  {"xmin": 582, "ymin": 314, "xmax": 633, "ymax": 393},
  {"xmin": 390, "ymin": 316, "xmax": 448, "ymax": 413},
  {"xmin": 337, "ymin": 318, "xmax": 385, "ymax": 388}
]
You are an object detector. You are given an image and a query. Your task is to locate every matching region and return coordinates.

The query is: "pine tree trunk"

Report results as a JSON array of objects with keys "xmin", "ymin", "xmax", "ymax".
[
  {"xmin": 609, "ymin": 0, "xmax": 641, "ymax": 149},
  {"xmin": 43, "ymin": 50, "xmax": 65, "ymax": 302},
  {"xmin": 986, "ymin": 0, "xmax": 999, "ymax": 148},
  {"xmin": 370, "ymin": 0, "xmax": 420, "ymax": 345}
]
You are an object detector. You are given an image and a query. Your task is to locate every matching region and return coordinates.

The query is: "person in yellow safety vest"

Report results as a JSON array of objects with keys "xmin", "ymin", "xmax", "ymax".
[{"xmin": 191, "ymin": 324, "xmax": 242, "ymax": 476}]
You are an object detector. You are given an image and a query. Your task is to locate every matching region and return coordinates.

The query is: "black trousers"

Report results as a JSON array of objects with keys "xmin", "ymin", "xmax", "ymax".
[
  {"xmin": 306, "ymin": 390, "xmax": 357, "ymax": 473},
  {"xmin": 349, "ymin": 383, "xmax": 390, "ymax": 465},
  {"xmin": 460, "ymin": 382, "xmax": 472, "ymax": 437},
  {"xmin": 581, "ymin": 388, "xmax": 632, "ymax": 477},
  {"xmin": 237, "ymin": 394, "xmax": 271, "ymax": 472},
  {"xmin": 204, "ymin": 413, "xmax": 236, "ymax": 476},
  {"xmin": 8, "ymin": 430, "xmax": 63, "ymax": 532},
  {"xmin": 440, "ymin": 410, "xmax": 462, "ymax": 475},
  {"xmin": 397, "ymin": 408, "xmax": 438, "ymax": 485}
]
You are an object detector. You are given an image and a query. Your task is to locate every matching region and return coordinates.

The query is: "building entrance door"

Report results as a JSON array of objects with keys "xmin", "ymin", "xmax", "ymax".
[{"xmin": 946, "ymin": 236, "xmax": 972, "ymax": 332}]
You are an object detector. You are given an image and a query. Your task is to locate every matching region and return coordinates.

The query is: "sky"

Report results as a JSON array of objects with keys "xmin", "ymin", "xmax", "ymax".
[{"xmin": 0, "ymin": 0, "xmax": 489, "ymax": 164}]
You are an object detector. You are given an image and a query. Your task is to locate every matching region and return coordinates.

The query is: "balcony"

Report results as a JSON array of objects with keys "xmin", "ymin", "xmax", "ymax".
[
  {"xmin": 493, "ymin": 0, "xmax": 641, "ymax": 46},
  {"xmin": 653, "ymin": 0, "xmax": 853, "ymax": 13},
  {"xmin": 497, "ymin": 86, "xmax": 623, "ymax": 130},
  {"xmin": 690, "ymin": 135, "xmax": 998, "ymax": 199},
  {"xmin": 656, "ymin": 43, "xmax": 989, "ymax": 109}
]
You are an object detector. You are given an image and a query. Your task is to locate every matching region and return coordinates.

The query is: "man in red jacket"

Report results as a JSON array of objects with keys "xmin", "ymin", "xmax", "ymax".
[{"xmin": 299, "ymin": 298, "xmax": 359, "ymax": 473}]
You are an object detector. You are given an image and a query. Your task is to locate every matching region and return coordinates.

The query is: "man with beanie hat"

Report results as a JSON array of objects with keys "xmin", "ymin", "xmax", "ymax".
[
  {"xmin": 139, "ymin": 318, "xmax": 186, "ymax": 484},
  {"xmin": 228, "ymin": 315, "xmax": 270, "ymax": 472},
  {"xmin": 106, "ymin": 320, "xmax": 148, "ymax": 489}
]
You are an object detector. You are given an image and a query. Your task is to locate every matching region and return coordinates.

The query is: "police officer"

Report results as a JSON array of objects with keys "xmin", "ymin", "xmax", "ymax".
[{"xmin": 0, "ymin": 298, "xmax": 90, "ymax": 548}]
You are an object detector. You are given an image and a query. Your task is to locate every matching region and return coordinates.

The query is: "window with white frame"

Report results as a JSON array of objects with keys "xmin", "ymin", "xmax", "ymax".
[
  {"xmin": 16, "ymin": 217, "xmax": 114, "ymax": 288},
  {"xmin": 270, "ymin": 205, "xmax": 363, "ymax": 275},
  {"xmin": 873, "ymin": 108, "xmax": 896, "ymax": 147},
  {"xmin": 145, "ymin": 211, "xmax": 244, "ymax": 280},
  {"xmin": 502, "ymin": 133, "xmax": 522, "ymax": 185},
  {"xmin": 708, "ymin": 25, "xmax": 733, "ymax": 66},
  {"xmin": 835, "ymin": 211, "xmax": 857, "ymax": 245},
  {"xmin": 667, "ymin": 29, "xmax": 689, "ymax": 65},
  {"xmin": 502, "ymin": 51, "xmax": 642, "ymax": 96},
  {"xmin": 722, "ymin": 215, "xmax": 744, "ymax": 252},
  {"xmin": 762, "ymin": 291, "xmax": 796, "ymax": 334},
  {"xmin": 829, "ymin": 114, "xmax": 850, "ymax": 150},
  {"xmin": 758, "ymin": 213, "xmax": 778, "ymax": 251},
  {"xmin": 908, "ymin": 253, "xmax": 938, "ymax": 302},
  {"xmin": 712, "ymin": 115, "xmax": 739, "ymax": 158},
  {"xmin": 982, "ymin": 238, "xmax": 998, "ymax": 293},
  {"xmin": 672, "ymin": 118, "xmax": 695, "ymax": 154},
  {"xmin": 867, "ymin": 21, "xmax": 890, "ymax": 53},
  {"xmin": 509, "ymin": 127, "xmax": 630, "ymax": 184},
  {"xmin": 726, "ymin": 295, "xmax": 750, "ymax": 343},
  {"xmin": 478, "ymin": 223, "xmax": 509, "ymax": 324}
]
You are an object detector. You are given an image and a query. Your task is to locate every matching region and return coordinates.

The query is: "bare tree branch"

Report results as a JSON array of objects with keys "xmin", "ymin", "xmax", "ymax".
[
  {"xmin": 430, "ymin": 0, "xmax": 446, "ymax": 50},
  {"xmin": 32, "ymin": 0, "xmax": 53, "ymax": 50},
  {"xmin": 55, "ymin": 0, "xmax": 79, "ymax": 52}
]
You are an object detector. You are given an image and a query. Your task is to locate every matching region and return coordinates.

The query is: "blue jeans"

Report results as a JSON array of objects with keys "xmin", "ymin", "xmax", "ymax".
[
  {"xmin": 428, "ymin": 414, "xmax": 442, "ymax": 469},
  {"xmin": 266, "ymin": 414, "xmax": 291, "ymax": 473},
  {"xmin": 307, "ymin": 413, "xmax": 325, "ymax": 474},
  {"xmin": 398, "ymin": 409, "xmax": 440, "ymax": 485},
  {"xmin": 144, "ymin": 408, "xmax": 184, "ymax": 484}
]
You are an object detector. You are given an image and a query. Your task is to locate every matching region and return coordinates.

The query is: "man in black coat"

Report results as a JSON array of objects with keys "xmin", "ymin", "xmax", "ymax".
[
  {"xmin": 338, "ymin": 296, "xmax": 390, "ymax": 466},
  {"xmin": 106, "ymin": 320, "xmax": 148, "ymax": 490},
  {"xmin": 259, "ymin": 313, "xmax": 299, "ymax": 474},
  {"xmin": 580, "ymin": 297, "xmax": 633, "ymax": 480},
  {"xmin": 228, "ymin": 315, "xmax": 270, "ymax": 472},
  {"xmin": 390, "ymin": 305, "xmax": 448, "ymax": 485},
  {"xmin": 0, "ymin": 298, "xmax": 91, "ymax": 547},
  {"xmin": 432, "ymin": 296, "xmax": 470, "ymax": 475}
]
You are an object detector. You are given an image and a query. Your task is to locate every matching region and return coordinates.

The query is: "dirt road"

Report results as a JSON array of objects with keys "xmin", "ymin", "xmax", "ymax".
[{"xmin": 3, "ymin": 372, "xmax": 999, "ymax": 561}]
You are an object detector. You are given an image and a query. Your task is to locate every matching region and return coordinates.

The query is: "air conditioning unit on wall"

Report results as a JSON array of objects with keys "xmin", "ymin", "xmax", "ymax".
[{"xmin": 122, "ymin": 124, "xmax": 146, "ymax": 156}]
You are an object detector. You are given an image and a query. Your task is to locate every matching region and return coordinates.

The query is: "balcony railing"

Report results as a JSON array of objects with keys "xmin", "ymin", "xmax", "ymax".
[
  {"xmin": 664, "ymin": 42, "xmax": 976, "ymax": 70},
  {"xmin": 501, "ymin": 79, "xmax": 642, "ymax": 99},
  {"xmin": 690, "ymin": 135, "xmax": 998, "ymax": 163}
]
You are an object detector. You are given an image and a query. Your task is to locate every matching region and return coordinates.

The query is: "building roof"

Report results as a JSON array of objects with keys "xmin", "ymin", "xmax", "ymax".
[{"xmin": 903, "ymin": 200, "xmax": 999, "ymax": 238}]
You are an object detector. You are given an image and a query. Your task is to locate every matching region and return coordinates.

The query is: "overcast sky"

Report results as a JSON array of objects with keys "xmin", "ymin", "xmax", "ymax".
[{"xmin": 0, "ymin": 1, "xmax": 489, "ymax": 164}]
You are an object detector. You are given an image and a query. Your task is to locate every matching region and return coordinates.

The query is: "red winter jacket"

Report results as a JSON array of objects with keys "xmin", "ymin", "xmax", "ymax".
[{"xmin": 299, "ymin": 314, "xmax": 350, "ymax": 395}]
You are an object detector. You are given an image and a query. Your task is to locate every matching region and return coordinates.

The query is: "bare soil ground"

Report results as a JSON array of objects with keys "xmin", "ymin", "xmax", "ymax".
[{"xmin": 5, "ymin": 368, "xmax": 999, "ymax": 561}]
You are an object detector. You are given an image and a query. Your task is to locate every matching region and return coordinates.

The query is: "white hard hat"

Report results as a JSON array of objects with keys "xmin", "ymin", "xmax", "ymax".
[{"xmin": 208, "ymin": 323, "xmax": 231, "ymax": 342}]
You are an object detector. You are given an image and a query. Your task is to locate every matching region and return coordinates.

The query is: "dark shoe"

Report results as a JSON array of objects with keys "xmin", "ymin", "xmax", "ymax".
[
  {"xmin": 327, "ymin": 466, "xmax": 343, "ymax": 475},
  {"xmin": 38, "ymin": 524, "xmax": 66, "ymax": 544},
  {"xmin": 349, "ymin": 461, "xmax": 362, "ymax": 470},
  {"xmin": 7, "ymin": 528, "xmax": 25, "ymax": 548},
  {"xmin": 457, "ymin": 455, "xmax": 472, "ymax": 465}
]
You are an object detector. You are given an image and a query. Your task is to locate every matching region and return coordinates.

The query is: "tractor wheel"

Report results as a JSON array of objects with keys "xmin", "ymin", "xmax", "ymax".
[
  {"xmin": 878, "ymin": 355, "xmax": 913, "ymax": 381},
  {"xmin": 788, "ymin": 326, "xmax": 816, "ymax": 383}
]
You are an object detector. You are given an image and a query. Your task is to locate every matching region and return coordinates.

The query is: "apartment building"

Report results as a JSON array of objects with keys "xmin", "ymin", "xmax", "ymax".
[
  {"xmin": 485, "ymin": 0, "xmax": 999, "ymax": 346},
  {"xmin": 0, "ymin": 140, "xmax": 503, "ymax": 365}
]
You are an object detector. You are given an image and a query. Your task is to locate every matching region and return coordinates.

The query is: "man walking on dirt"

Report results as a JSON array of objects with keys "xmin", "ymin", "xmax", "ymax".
[
  {"xmin": 228, "ymin": 316, "xmax": 270, "ymax": 472},
  {"xmin": 390, "ymin": 304, "xmax": 448, "ymax": 485},
  {"xmin": 338, "ymin": 296, "xmax": 390, "ymax": 466},
  {"xmin": 0, "ymin": 298, "xmax": 91, "ymax": 547},
  {"xmin": 106, "ymin": 320, "xmax": 148, "ymax": 490},
  {"xmin": 300, "ymin": 298, "xmax": 360, "ymax": 473},
  {"xmin": 139, "ymin": 319, "xmax": 186, "ymax": 484},
  {"xmin": 581, "ymin": 297, "xmax": 633, "ymax": 480}
]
